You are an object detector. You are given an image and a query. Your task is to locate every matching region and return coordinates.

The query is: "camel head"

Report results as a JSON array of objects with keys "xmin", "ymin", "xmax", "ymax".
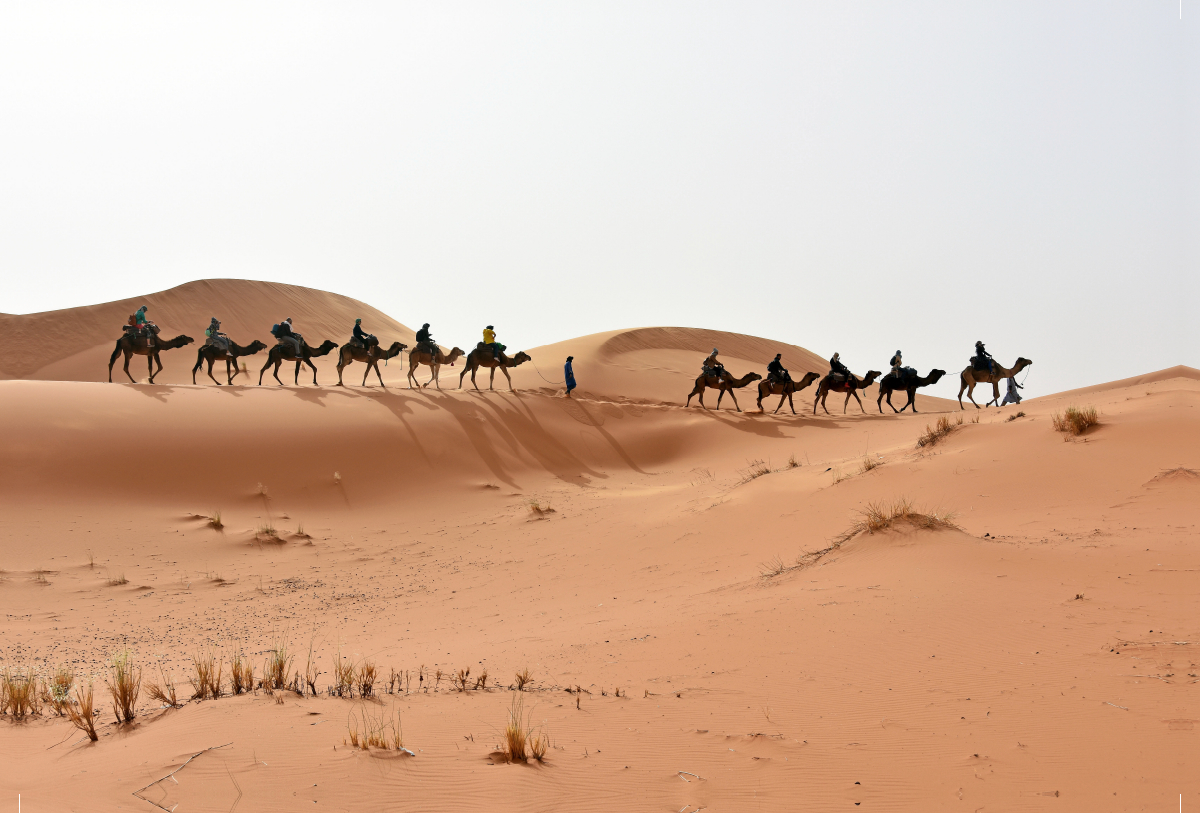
[
  {"xmin": 386, "ymin": 341, "xmax": 407, "ymax": 358},
  {"xmin": 312, "ymin": 340, "xmax": 339, "ymax": 357},
  {"xmin": 246, "ymin": 340, "xmax": 268, "ymax": 354},
  {"xmin": 447, "ymin": 347, "xmax": 465, "ymax": 362},
  {"xmin": 512, "ymin": 351, "xmax": 532, "ymax": 365},
  {"xmin": 928, "ymin": 369, "xmax": 946, "ymax": 384},
  {"xmin": 1013, "ymin": 357, "xmax": 1032, "ymax": 373},
  {"xmin": 799, "ymin": 371, "xmax": 821, "ymax": 388},
  {"xmin": 861, "ymin": 370, "xmax": 883, "ymax": 387},
  {"xmin": 163, "ymin": 335, "xmax": 195, "ymax": 349}
]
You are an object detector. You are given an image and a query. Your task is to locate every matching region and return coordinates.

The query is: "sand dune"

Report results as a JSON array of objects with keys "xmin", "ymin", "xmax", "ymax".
[{"xmin": 1, "ymin": 286, "xmax": 1197, "ymax": 810}]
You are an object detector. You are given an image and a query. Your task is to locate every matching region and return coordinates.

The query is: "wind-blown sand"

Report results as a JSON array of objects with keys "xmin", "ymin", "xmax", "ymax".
[{"xmin": 1, "ymin": 282, "xmax": 1196, "ymax": 811}]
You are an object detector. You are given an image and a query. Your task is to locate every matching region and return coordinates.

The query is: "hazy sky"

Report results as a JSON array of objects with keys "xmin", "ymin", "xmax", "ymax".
[{"xmin": 1, "ymin": 2, "xmax": 1195, "ymax": 396}]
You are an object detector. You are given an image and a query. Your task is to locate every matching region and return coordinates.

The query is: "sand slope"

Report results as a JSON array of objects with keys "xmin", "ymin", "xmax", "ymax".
[{"xmin": 1, "ymin": 355, "xmax": 1198, "ymax": 810}]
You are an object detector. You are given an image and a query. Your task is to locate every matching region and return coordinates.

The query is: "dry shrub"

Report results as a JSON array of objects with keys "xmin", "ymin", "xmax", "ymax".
[
  {"xmin": 357, "ymin": 660, "xmax": 377, "ymax": 698},
  {"xmin": 106, "ymin": 650, "xmax": 141, "ymax": 723},
  {"xmin": 146, "ymin": 663, "xmax": 180, "ymax": 708},
  {"xmin": 2, "ymin": 668, "xmax": 40, "ymax": 719},
  {"xmin": 108, "ymin": 573, "xmax": 128, "ymax": 586},
  {"xmin": 452, "ymin": 667, "xmax": 471, "ymax": 692},
  {"xmin": 859, "ymin": 456, "xmax": 882, "ymax": 474},
  {"xmin": 346, "ymin": 703, "xmax": 404, "ymax": 751},
  {"xmin": 230, "ymin": 651, "xmax": 254, "ymax": 695},
  {"xmin": 845, "ymin": 498, "xmax": 959, "ymax": 539},
  {"xmin": 514, "ymin": 667, "xmax": 532, "ymax": 691},
  {"xmin": 739, "ymin": 459, "xmax": 773, "ymax": 483},
  {"xmin": 760, "ymin": 555, "xmax": 787, "ymax": 578},
  {"xmin": 190, "ymin": 650, "xmax": 220, "ymax": 700},
  {"xmin": 265, "ymin": 632, "xmax": 293, "ymax": 691},
  {"xmin": 334, "ymin": 654, "xmax": 356, "ymax": 697},
  {"xmin": 529, "ymin": 730, "xmax": 549, "ymax": 761},
  {"xmin": 1006, "ymin": 411, "xmax": 1026, "ymax": 422},
  {"xmin": 474, "ymin": 670, "xmax": 489, "ymax": 690},
  {"xmin": 256, "ymin": 523, "xmax": 281, "ymax": 542},
  {"xmin": 503, "ymin": 694, "xmax": 528, "ymax": 762},
  {"xmin": 1052, "ymin": 406, "xmax": 1099, "ymax": 436},
  {"xmin": 786, "ymin": 454, "xmax": 801, "ymax": 469},
  {"xmin": 45, "ymin": 665, "xmax": 75, "ymax": 716},
  {"xmin": 208, "ymin": 510, "xmax": 223, "ymax": 530},
  {"xmin": 305, "ymin": 638, "xmax": 321, "ymax": 697},
  {"xmin": 916, "ymin": 415, "xmax": 963, "ymax": 448},
  {"xmin": 65, "ymin": 683, "xmax": 99, "ymax": 741},
  {"xmin": 527, "ymin": 499, "xmax": 556, "ymax": 516}
]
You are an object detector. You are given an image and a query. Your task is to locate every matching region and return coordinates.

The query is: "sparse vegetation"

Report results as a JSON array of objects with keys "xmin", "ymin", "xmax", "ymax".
[
  {"xmin": 146, "ymin": 662, "xmax": 180, "ymax": 708},
  {"xmin": 786, "ymin": 454, "xmax": 801, "ymax": 469},
  {"xmin": 1052, "ymin": 406, "xmax": 1099, "ymax": 436},
  {"xmin": 474, "ymin": 670, "xmax": 489, "ymax": 690},
  {"xmin": 108, "ymin": 573, "xmax": 128, "ymax": 586},
  {"xmin": 208, "ymin": 510, "xmax": 224, "ymax": 530},
  {"xmin": 264, "ymin": 631, "xmax": 293, "ymax": 691},
  {"xmin": 32, "ymin": 569, "xmax": 50, "ymax": 585},
  {"xmin": 305, "ymin": 636, "xmax": 321, "ymax": 696},
  {"xmin": 230, "ymin": 651, "xmax": 253, "ymax": 695},
  {"xmin": 64, "ymin": 683, "xmax": 99, "ymax": 741},
  {"xmin": 760, "ymin": 555, "xmax": 788, "ymax": 577},
  {"xmin": 334, "ymin": 650, "xmax": 356, "ymax": 697},
  {"xmin": 45, "ymin": 666, "xmax": 75, "ymax": 716},
  {"xmin": 190, "ymin": 650, "xmax": 221, "ymax": 700},
  {"xmin": 1007, "ymin": 411, "xmax": 1026, "ymax": 422},
  {"xmin": 346, "ymin": 703, "xmax": 405, "ymax": 751},
  {"xmin": 842, "ymin": 498, "xmax": 959, "ymax": 540},
  {"xmin": 452, "ymin": 667, "xmax": 471, "ymax": 692},
  {"xmin": 859, "ymin": 456, "xmax": 882, "ymax": 474},
  {"xmin": 514, "ymin": 667, "xmax": 532, "ymax": 691},
  {"xmin": 357, "ymin": 660, "xmax": 377, "ymax": 698},
  {"xmin": 256, "ymin": 523, "xmax": 280, "ymax": 542},
  {"xmin": 530, "ymin": 729, "xmax": 549, "ymax": 761},
  {"xmin": 1, "ymin": 668, "xmax": 40, "ymax": 719},
  {"xmin": 527, "ymin": 498, "xmax": 556, "ymax": 516},
  {"xmin": 739, "ymin": 458, "xmax": 773, "ymax": 483},
  {"xmin": 106, "ymin": 650, "xmax": 142, "ymax": 723},
  {"xmin": 917, "ymin": 415, "xmax": 964, "ymax": 448},
  {"xmin": 502, "ymin": 694, "xmax": 529, "ymax": 762}
]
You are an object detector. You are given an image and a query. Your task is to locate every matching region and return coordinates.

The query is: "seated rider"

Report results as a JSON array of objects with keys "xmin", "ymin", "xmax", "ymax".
[
  {"xmin": 889, "ymin": 350, "xmax": 904, "ymax": 379},
  {"xmin": 767, "ymin": 354, "xmax": 791, "ymax": 385},
  {"xmin": 483, "ymin": 325, "xmax": 504, "ymax": 362},
  {"xmin": 276, "ymin": 318, "xmax": 302, "ymax": 357},
  {"xmin": 829, "ymin": 352, "xmax": 852, "ymax": 381},
  {"xmin": 205, "ymin": 317, "xmax": 231, "ymax": 353},
  {"xmin": 702, "ymin": 348, "xmax": 725, "ymax": 378},
  {"xmin": 134, "ymin": 305, "xmax": 156, "ymax": 346},
  {"xmin": 352, "ymin": 318, "xmax": 375, "ymax": 350},
  {"xmin": 415, "ymin": 323, "xmax": 434, "ymax": 353},
  {"xmin": 973, "ymin": 340, "xmax": 994, "ymax": 373}
]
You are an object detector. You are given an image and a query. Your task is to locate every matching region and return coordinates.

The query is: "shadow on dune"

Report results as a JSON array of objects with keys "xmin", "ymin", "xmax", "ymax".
[
  {"xmin": 357, "ymin": 389, "xmax": 437, "ymax": 468},
  {"xmin": 126, "ymin": 383, "xmax": 177, "ymax": 404}
]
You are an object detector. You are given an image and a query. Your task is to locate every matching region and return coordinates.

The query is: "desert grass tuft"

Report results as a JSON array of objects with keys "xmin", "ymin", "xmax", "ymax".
[
  {"xmin": 527, "ymin": 498, "xmax": 556, "ymax": 516},
  {"xmin": 759, "ymin": 555, "xmax": 788, "ymax": 578},
  {"xmin": 452, "ymin": 667, "xmax": 471, "ymax": 692},
  {"xmin": 264, "ymin": 631, "xmax": 294, "ymax": 691},
  {"xmin": 739, "ymin": 458, "xmax": 773, "ymax": 484},
  {"xmin": 334, "ymin": 649, "xmax": 356, "ymax": 697},
  {"xmin": 64, "ymin": 683, "xmax": 99, "ymax": 741},
  {"xmin": 2, "ymin": 668, "xmax": 40, "ymax": 719},
  {"xmin": 786, "ymin": 453, "xmax": 801, "ymax": 469},
  {"xmin": 916, "ymin": 415, "xmax": 963, "ymax": 448},
  {"xmin": 230, "ymin": 650, "xmax": 254, "ymax": 695},
  {"xmin": 858, "ymin": 456, "xmax": 882, "ymax": 474},
  {"xmin": 45, "ymin": 665, "xmax": 75, "ymax": 716},
  {"xmin": 190, "ymin": 650, "xmax": 221, "ymax": 700},
  {"xmin": 842, "ymin": 498, "xmax": 959, "ymax": 540},
  {"xmin": 207, "ymin": 510, "xmax": 224, "ymax": 530},
  {"xmin": 256, "ymin": 523, "xmax": 281, "ymax": 542},
  {"xmin": 357, "ymin": 660, "xmax": 377, "ymax": 698},
  {"xmin": 503, "ymin": 694, "xmax": 529, "ymax": 762},
  {"xmin": 146, "ymin": 662, "xmax": 180, "ymax": 708},
  {"xmin": 108, "ymin": 573, "xmax": 128, "ymax": 586},
  {"xmin": 346, "ymin": 703, "xmax": 404, "ymax": 751},
  {"xmin": 106, "ymin": 650, "xmax": 142, "ymax": 723},
  {"xmin": 529, "ymin": 730, "xmax": 549, "ymax": 761},
  {"xmin": 514, "ymin": 667, "xmax": 532, "ymax": 691},
  {"xmin": 474, "ymin": 670, "xmax": 489, "ymax": 690},
  {"xmin": 1052, "ymin": 405, "xmax": 1099, "ymax": 436},
  {"xmin": 304, "ymin": 636, "xmax": 321, "ymax": 697},
  {"xmin": 1006, "ymin": 411, "xmax": 1026, "ymax": 422}
]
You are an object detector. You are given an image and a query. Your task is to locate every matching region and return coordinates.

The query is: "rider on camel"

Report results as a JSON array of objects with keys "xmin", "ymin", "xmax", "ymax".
[
  {"xmin": 204, "ymin": 317, "xmax": 231, "ymax": 353},
  {"xmin": 973, "ymin": 341, "xmax": 995, "ymax": 374},
  {"xmin": 767, "ymin": 354, "xmax": 792, "ymax": 385},
  {"xmin": 415, "ymin": 323, "xmax": 435, "ymax": 353},
  {"xmin": 889, "ymin": 349, "xmax": 904, "ymax": 380},
  {"xmin": 483, "ymin": 326, "xmax": 504, "ymax": 362},
  {"xmin": 352, "ymin": 318, "xmax": 374, "ymax": 351},
  {"xmin": 134, "ymin": 306, "xmax": 156, "ymax": 346},
  {"xmin": 702, "ymin": 348, "xmax": 725, "ymax": 379},
  {"xmin": 276, "ymin": 318, "xmax": 302, "ymax": 358}
]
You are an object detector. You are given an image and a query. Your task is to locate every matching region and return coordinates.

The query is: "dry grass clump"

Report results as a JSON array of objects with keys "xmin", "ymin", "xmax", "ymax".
[
  {"xmin": 304, "ymin": 638, "xmax": 321, "ymax": 697},
  {"xmin": 230, "ymin": 651, "xmax": 254, "ymax": 695},
  {"xmin": 146, "ymin": 663, "xmax": 180, "ymax": 708},
  {"xmin": 346, "ymin": 703, "xmax": 405, "ymax": 752},
  {"xmin": 334, "ymin": 653, "xmax": 356, "ymax": 697},
  {"xmin": 917, "ymin": 415, "xmax": 964, "ymax": 448},
  {"xmin": 474, "ymin": 670, "xmax": 489, "ymax": 690},
  {"xmin": 45, "ymin": 665, "xmax": 75, "ymax": 716},
  {"xmin": 529, "ymin": 730, "xmax": 549, "ymax": 761},
  {"xmin": 1006, "ymin": 411, "xmax": 1026, "ymax": 422},
  {"xmin": 845, "ymin": 498, "xmax": 959, "ymax": 539},
  {"xmin": 190, "ymin": 650, "xmax": 222, "ymax": 700},
  {"xmin": 503, "ymin": 695, "xmax": 529, "ymax": 761},
  {"xmin": 1, "ymin": 668, "xmax": 40, "ymax": 719},
  {"xmin": 208, "ymin": 510, "xmax": 224, "ymax": 530},
  {"xmin": 1052, "ymin": 405, "xmax": 1099, "ymax": 436},
  {"xmin": 263, "ymin": 631, "xmax": 293, "ymax": 691},
  {"xmin": 786, "ymin": 453, "xmax": 802, "ymax": 469},
  {"xmin": 107, "ymin": 573, "xmax": 128, "ymax": 586},
  {"xmin": 357, "ymin": 660, "xmax": 377, "ymax": 698},
  {"xmin": 760, "ymin": 555, "xmax": 788, "ymax": 578},
  {"xmin": 527, "ymin": 499, "xmax": 556, "ymax": 516},
  {"xmin": 106, "ymin": 650, "xmax": 142, "ymax": 723},
  {"xmin": 739, "ymin": 459, "xmax": 773, "ymax": 483},
  {"xmin": 64, "ymin": 683, "xmax": 99, "ymax": 741},
  {"xmin": 256, "ymin": 523, "xmax": 281, "ymax": 542},
  {"xmin": 452, "ymin": 667, "xmax": 471, "ymax": 692},
  {"xmin": 514, "ymin": 667, "xmax": 533, "ymax": 691},
  {"xmin": 859, "ymin": 456, "xmax": 882, "ymax": 474}
]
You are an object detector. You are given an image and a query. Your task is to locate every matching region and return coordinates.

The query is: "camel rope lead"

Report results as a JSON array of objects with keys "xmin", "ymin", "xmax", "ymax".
[{"xmin": 530, "ymin": 360, "xmax": 564, "ymax": 386}]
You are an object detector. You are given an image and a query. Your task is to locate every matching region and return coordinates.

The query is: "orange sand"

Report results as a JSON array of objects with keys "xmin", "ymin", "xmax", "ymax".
[{"xmin": 1, "ymin": 282, "xmax": 1196, "ymax": 811}]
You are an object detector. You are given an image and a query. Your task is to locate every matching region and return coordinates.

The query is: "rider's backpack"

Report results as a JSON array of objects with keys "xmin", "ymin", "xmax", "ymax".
[{"xmin": 271, "ymin": 323, "xmax": 282, "ymax": 338}]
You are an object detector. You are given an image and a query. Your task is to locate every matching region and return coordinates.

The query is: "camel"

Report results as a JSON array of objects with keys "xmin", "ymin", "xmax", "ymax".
[
  {"xmin": 686, "ymin": 371, "xmax": 763, "ymax": 412},
  {"xmin": 191, "ymin": 340, "xmax": 267, "ymax": 385},
  {"xmin": 813, "ymin": 370, "xmax": 882, "ymax": 415},
  {"xmin": 458, "ymin": 346, "xmax": 532, "ymax": 391},
  {"xmin": 407, "ymin": 345, "xmax": 465, "ymax": 389},
  {"xmin": 756, "ymin": 371, "xmax": 822, "ymax": 414},
  {"xmin": 958, "ymin": 357, "xmax": 1032, "ymax": 409},
  {"xmin": 107, "ymin": 332, "xmax": 195, "ymax": 383},
  {"xmin": 257, "ymin": 339, "xmax": 339, "ymax": 386},
  {"xmin": 876, "ymin": 368, "xmax": 946, "ymax": 414},
  {"xmin": 335, "ymin": 340, "xmax": 408, "ymax": 387}
]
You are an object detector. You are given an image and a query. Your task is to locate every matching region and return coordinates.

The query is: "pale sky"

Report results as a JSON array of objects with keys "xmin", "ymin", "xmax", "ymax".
[{"xmin": 1, "ymin": 2, "xmax": 1195, "ymax": 397}]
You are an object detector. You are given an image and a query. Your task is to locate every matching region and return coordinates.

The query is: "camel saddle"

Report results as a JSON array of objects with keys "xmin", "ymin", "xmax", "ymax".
[
  {"xmin": 971, "ymin": 356, "xmax": 992, "ymax": 372},
  {"xmin": 828, "ymin": 372, "xmax": 857, "ymax": 386}
]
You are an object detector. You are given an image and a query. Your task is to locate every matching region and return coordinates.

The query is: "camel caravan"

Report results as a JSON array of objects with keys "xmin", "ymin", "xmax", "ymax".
[
  {"xmin": 107, "ymin": 310, "xmax": 534, "ymax": 392},
  {"xmin": 685, "ymin": 343, "xmax": 1031, "ymax": 415},
  {"xmin": 108, "ymin": 308, "xmax": 1030, "ymax": 414}
]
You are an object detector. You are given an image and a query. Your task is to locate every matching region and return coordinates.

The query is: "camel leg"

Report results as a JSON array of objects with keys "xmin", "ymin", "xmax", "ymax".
[
  {"xmin": 273, "ymin": 360, "xmax": 284, "ymax": 385},
  {"xmin": 813, "ymin": 388, "xmax": 822, "ymax": 415},
  {"xmin": 726, "ymin": 388, "xmax": 741, "ymax": 412},
  {"xmin": 903, "ymin": 387, "xmax": 917, "ymax": 413},
  {"xmin": 146, "ymin": 352, "xmax": 155, "ymax": 383},
  {"xmin": 258, "ymin": 354, "xmax": 275, "ymax": 385},
  {"xmin": 958, "ymin": 374, "xmax": 970, "ymax": 409},
  {"xmin": 306, "ymin": 359, "xmax": 318, "ymax": 386},
  {"xmin": 192, "ymin": 351, "xmax": 203, "ymax": 384},
  {"xmin": 966, "ymin": 382, "xmax": 980, "ymax": 409},
  {"xmin": 987, "ymin": 382, "xmax": 1000, "ymax": 407},
  {"xmin": 336, "ymin": 355, "xmax": 347, "ymax": 386},
  {"xmin": 851, "ymin": 390, "xmax": 865, "ymax": 413},
  {"xmin": 207, "ymin": 357, "xmax": 223, "ymax": 386},
  {"xmin": 373, "ymin": 360, "xmax": 386, "ymax": 387},
  {"xmin": 108, "ymin": 341, "xmax": 124, "ymax": 383},
  {"xmin": 686, "ymin": 386, "xmax": 701, "ymax": 407},
  {"xmin": 121, "ymin": 350, "xmax": 136, "ymax": 383},
  {"xmin": 424, "ymin": 364, "xmax": 436, "ymax": 389},
  {"xmin": 427, "ymin": 363, "xmax": 440, "ymax": 389},
  {"xmin": 488, "ymin": 367, "xmax": 496, "ymax": 391},
  {"xmin": 773, "ymin": 393, "xmax": 786, "ymax": 414},
  {"xmin": 470, "ymin": 367, "xmax": 480, "ymax": 390},
  {"xmin": 715, "ymin": 388, "xmax": 725, "ymax": 409}
]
